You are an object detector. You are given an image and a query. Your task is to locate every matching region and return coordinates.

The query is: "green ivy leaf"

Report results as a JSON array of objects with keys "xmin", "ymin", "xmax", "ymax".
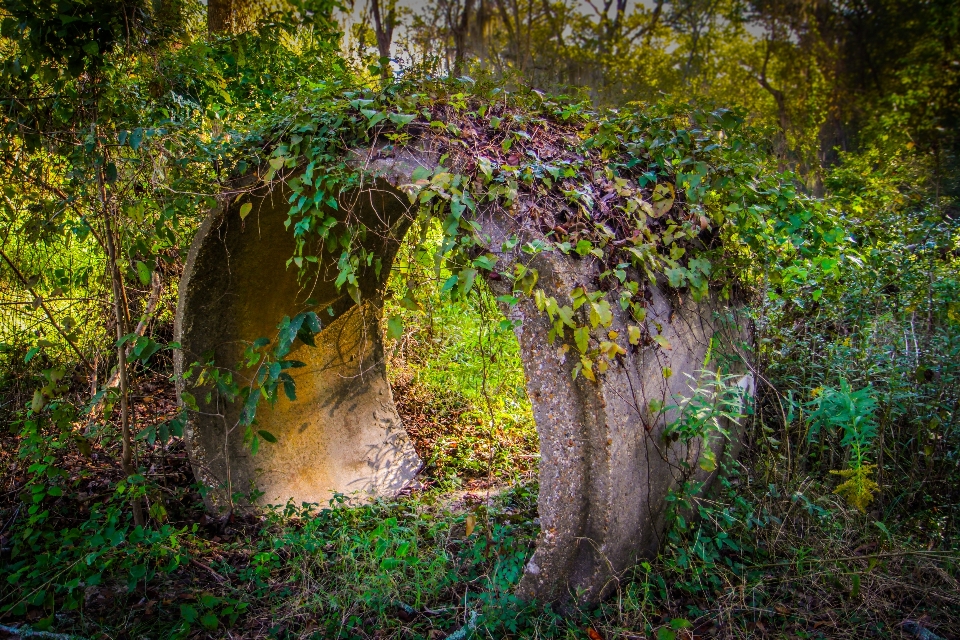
[{"xmin": 389, "ymin": 112, "xmax": 416, "ymax": 126}]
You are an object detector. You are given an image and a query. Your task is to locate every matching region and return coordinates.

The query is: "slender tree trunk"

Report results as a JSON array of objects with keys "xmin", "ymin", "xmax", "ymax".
[
  {"xmin": 208, "ymin": 0, "xmax": 236, "ymax": 36},
  {"xmin": 370, "ymin": 0, "xmax": 395, "ymax": 76},
  {"xmin": 493, "ymin": 0, "xmax": 518, "ymax": 68},
  {"xmin": 98, "ymin": 162, "xmax": 145, "ymax": 528},
  {"xmin": 452, "ymin": 0, "xmax": 475, "ymax": 74},
  {"xmin": 757, "ymin": 40, "xmax": 791, "ymax": 169}
]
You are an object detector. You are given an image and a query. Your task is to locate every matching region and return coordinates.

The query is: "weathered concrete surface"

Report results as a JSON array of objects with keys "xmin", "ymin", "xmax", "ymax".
[
  {"xmin": 498, "ymin": 255, "xmax": 746, "ymax": 603},
  {"xmin": 175, "ymin": 144, "xmax": 750, "ymax": 604},
  {"xmin": 174, "ymin": 179, "xmax": 421, "ymax": 512}
]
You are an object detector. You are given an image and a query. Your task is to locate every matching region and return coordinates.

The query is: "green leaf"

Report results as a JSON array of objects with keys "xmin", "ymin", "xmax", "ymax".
[
  {"xmin": 688, "ymin": 257, "xmax": 712, "ymax": 276},
  {"xmin": 276, "ymin": 315, "xmax": 307, "ymax": 357},
  {"xmin": 513, "ymin": 265, "xmax": 538, "ymax": 295},
  {"xmin": 180, "ymin": 604, "xmax": 198, "ymax": 623},
  {"xmin": 580, "ymin": 356, "xmax": 596, "ymax": 381},
  {"xmin": 281, "ymin": 374, "xmax": 296, "ymax": 401},
  {"xmin": 651, "ymin": 182, "xmax": 675, "ymax": 218},
  {"xmin": 129, "ymin": 128, "xmax": 143, "ymax": 150},
  {"xmin": 600, "ymin": 340, "xmax": 626, "ymax": 359},
  {"xmin": 666, "ymin": 267, "xmax": 686, "ymax": 288},
  {"xmin": 347, "ymin": 283, "xmax": 361, "ymax": 304},
  {"xmin": 389, "ymin": 112, "xmax": 416, "ymax": 126},
  {"xmin": 440, "ymin": 275, "xmax": 458, "ymax": 294},
  {"xmin": 302, "ymin": 312, "xmax": 321, "ymax": 334},
  {"xmin": 655, "ymin": 624, "xmax": 676, "ymax": 639},
  {"xmin": 239, "ymin": 202, "xmax": 253, "ymax": 220},
  {"xmin": 653, "ymin": 334, "xmax": 672, "ymax": 350},
  {"xmin": 387, "ymin": 314, "xmax": 404, "ymax": 340},
  {"xmin": 574, "ymin": 326, "xmax": 590, "ymax": 353},
  {"xmin": 136, "ymin": 338, "xmax": 162, "ymax": 365},
  {"xmin": 257, "ymin": 430, "xmax": 278, "ymax": 443},
  {"xmin": 472, "ymin": 254, "xmax": 497, "ymax": 270},
  {"xmin": 240, "ymin": 389, "xmax": 261, "ymax": 426},
  {"xmin": 31, "ymin": 389, "xmax": 45, "ymax": 413},
  {"xmin": 699, "ymin": 449, "xmax": 717, "ymax": 472},
  {"xmin": 589, "ymin": 300, "xmax": 613, "ymax": 328},
  {"xmin": 136, "ymin": 261, "xmax": 152, "ymax": 286},
  {"xmin": 350, "ymin": 98, "xmax": 374, "ymax": 109},
  {"xmin": 457, "ymin": 268, "xmax": 478, "ymax": 296},
  {"xmin": 200, "ymin": 612, "xmax": 219, "ymax": 631},
  {"xmin": 399, "ymin": 292, "xmax": 421, "ymax": 311}
]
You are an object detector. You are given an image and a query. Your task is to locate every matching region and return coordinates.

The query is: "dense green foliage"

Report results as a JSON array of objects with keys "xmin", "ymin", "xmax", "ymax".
[{"xmin": 0, "ymin": 0, "xmax": 958, "ymax": 638}]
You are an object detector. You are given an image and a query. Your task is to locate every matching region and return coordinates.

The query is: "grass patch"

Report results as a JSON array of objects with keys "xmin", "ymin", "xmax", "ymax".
[{"xmin": 384, "ymin": 224, "xmax": 538, "ymax": 490}]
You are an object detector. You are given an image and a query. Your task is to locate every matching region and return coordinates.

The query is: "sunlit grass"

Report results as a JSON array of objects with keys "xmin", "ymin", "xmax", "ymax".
[{"xmin": 383, "ymin": 221, "xmax": 538, "ymax": 487}]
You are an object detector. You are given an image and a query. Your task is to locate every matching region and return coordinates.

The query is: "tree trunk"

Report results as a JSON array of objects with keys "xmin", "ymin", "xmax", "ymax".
[
  {"xmin": 98, "ymin": 156, "xmax": 145, "ymax": 528},
  {"xmin": 208, "ymin": 0, "xmax": 236, "ymax": 36},
  {"xmin": 451, "ymin": 0, "xmax": 476, "ymax": 75},
  {"xmin": 370, "ymin": 0, "xmax": 395, "ymax": 75}
]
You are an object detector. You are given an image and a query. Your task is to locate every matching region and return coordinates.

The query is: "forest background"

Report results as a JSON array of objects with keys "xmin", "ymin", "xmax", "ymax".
[{"xmin": 0, "ymin": 0, "xmax": 958, "ymax": 638}]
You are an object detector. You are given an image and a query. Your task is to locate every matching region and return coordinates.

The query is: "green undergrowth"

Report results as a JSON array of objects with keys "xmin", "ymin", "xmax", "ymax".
[
  {"xmin": 4, "ymin": 426, "xmax": 958, "ymax": 639},
  {"xmin": 2, "ymin": 428, "xmax": 548, "ymax": 639},
  {"xmin": 385, "ymin": 224, "xmax": 538, "ymax": 488},
  {"xmin": 4, "ymin": 289, "xmax": 958, "ymax": 639}
]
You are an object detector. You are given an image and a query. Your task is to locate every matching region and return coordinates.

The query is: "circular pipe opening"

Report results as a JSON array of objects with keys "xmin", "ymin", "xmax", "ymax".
[{"xmin": 175, "ymin": 153, "xmax": 746, "ymax": 604}]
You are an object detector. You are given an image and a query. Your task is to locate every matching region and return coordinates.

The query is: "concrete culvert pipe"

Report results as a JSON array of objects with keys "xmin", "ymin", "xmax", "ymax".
[{"xmin": 175, "ymin": 143, "xmax": 751, "ymax": 605}]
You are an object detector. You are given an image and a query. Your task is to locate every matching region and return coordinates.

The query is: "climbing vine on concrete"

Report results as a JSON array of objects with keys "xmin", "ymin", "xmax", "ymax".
[
  {"xmin": 249, "ymin": 76, "xmax": 844, "ymax": 384},
  {"xmin": 180, "ymin": 74, "xmax": 848, "ymax": 446}
]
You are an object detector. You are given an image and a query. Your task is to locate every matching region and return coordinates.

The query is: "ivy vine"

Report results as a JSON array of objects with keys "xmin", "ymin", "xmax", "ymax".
[
  {"xmin": 253, "ymin": 78, "xmax": 843, "ymax": 376},
  {"xmin": 184, "ymin": 75, "xmax": 847, "ymax": 442}
]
